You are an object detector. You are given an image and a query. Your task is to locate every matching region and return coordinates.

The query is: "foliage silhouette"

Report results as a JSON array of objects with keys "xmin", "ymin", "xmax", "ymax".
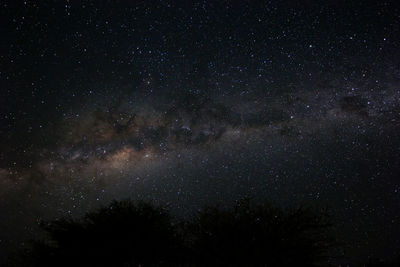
[
  {"xmin": 186, "ymin": 198, "xmax": 334, "ymax": 266},
  {"xmin": 360, "ymin": 257, "xmax": 400, "ymax": 267},
  {"xmin": 7, "ymin": 199, "xmax": 335, "ymax": 267},
  {"xmin": 9, "ymin": 200, "xmax": 185, "ymax": 267}
]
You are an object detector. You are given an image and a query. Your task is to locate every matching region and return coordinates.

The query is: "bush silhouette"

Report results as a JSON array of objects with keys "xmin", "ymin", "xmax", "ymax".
[
  {"xmin": 8, "ymin": 199, "xmax": 335, "ymax": 267},
  {"xmin": 12, "ymin": 200, "xmax": 184, "ymax": 267},
  {"xmin": 360, "ymin": 257, "xmax": 400, "ymax": 267},
  {"xmin": 186, "ymin": 199, "xmax": 334, "ymax": 266}
]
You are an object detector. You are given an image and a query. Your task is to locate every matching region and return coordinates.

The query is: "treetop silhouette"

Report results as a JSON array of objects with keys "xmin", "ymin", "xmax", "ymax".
[{"xmin": 7, "ymin": 199, "xmax": 335, "ymax": 267}]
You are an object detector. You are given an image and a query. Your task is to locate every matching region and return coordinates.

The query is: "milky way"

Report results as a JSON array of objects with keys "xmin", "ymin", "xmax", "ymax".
[{"xmin": 1, "ymin": 1, "xmax": 400, "ymax": 264}]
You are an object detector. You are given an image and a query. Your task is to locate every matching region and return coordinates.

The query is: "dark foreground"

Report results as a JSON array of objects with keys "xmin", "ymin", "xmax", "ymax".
[{"xmin": 5, "ymin": 199, "xmax": 399, "ymax": 267}]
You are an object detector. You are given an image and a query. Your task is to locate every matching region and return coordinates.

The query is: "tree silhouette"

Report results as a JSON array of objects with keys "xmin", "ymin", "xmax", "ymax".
[
  {"xmin": 360, "ymin": 257, "xmax": 400, "ymax": 267},
  {"xmin": 10, "ymin": 200, "xmax": 184, "ymax": 267},
  {"xmin": 7, "ymin": 199, "xmax": 335, "ymax": 267},
  {"xmin": 186, "ymin": 199, "xmax": 334, "ymax": 266}
]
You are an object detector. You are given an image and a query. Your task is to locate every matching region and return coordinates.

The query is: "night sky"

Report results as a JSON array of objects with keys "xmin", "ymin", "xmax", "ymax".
[{"xmin": 1, "ymin": 0, "xmax": 400, "ymax": 264}]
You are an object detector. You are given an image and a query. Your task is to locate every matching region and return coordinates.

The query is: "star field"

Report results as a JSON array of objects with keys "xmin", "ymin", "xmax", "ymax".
[{"xmin": 0, "ymin": 1, "xmax": 400, "ymax": 265}]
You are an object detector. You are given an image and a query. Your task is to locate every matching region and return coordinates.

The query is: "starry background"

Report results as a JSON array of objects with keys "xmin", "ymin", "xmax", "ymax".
[{"xmin": 0, "ymin": 0, "xmax": 400, "ymax": 264}]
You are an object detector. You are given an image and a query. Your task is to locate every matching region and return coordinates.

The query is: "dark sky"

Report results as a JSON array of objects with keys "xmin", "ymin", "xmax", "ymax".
[{"xmin": 1, "ymin": 0, "xmax": 400, "ymax": 264}]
